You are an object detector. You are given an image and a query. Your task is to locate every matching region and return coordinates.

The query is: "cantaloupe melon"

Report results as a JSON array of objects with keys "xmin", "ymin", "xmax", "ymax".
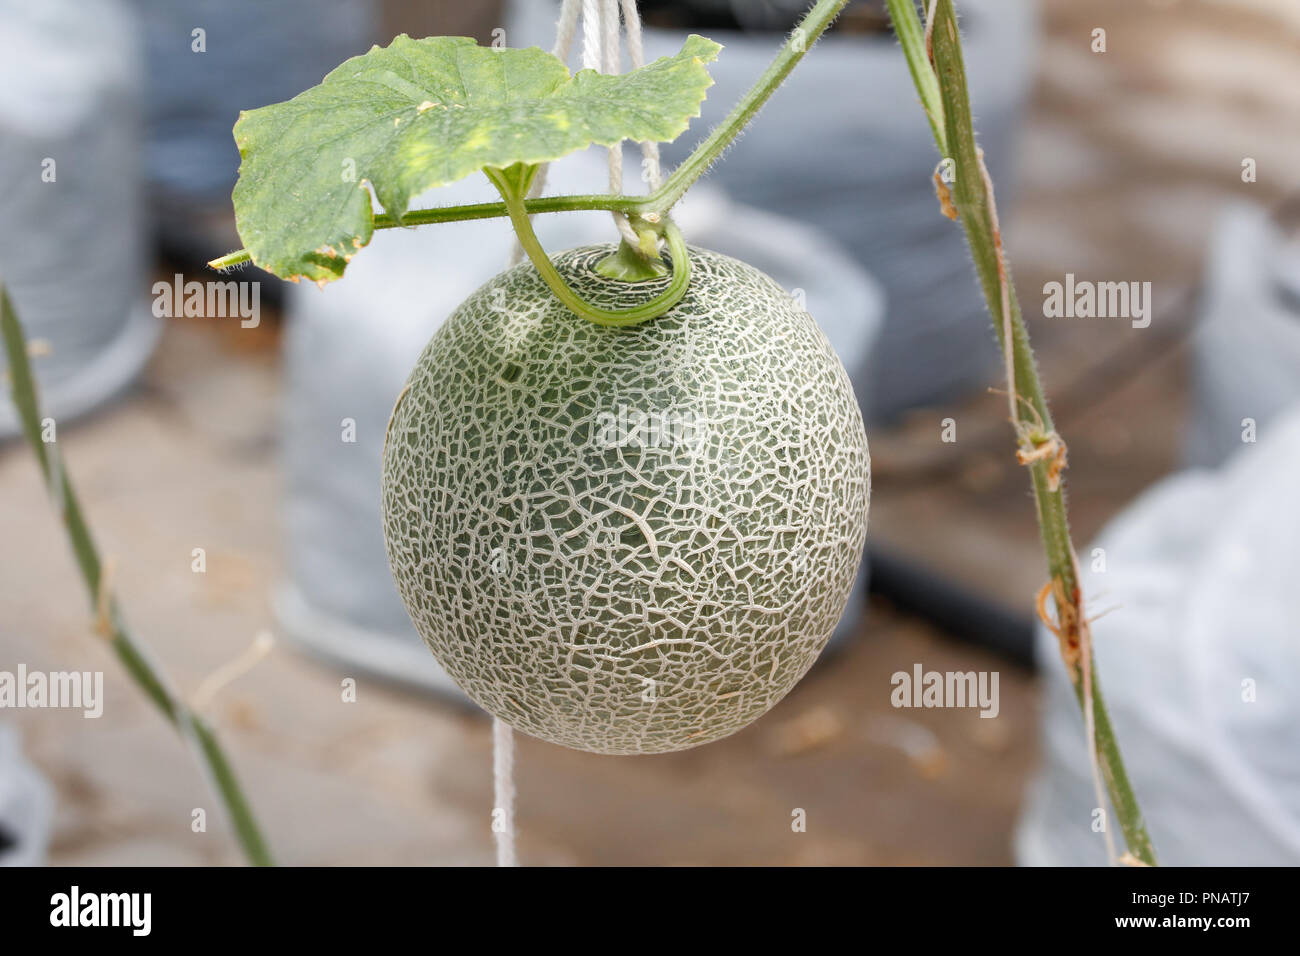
[{"xmin": 381, "ymin": 244, "xmax": 869, "ymax": 754}]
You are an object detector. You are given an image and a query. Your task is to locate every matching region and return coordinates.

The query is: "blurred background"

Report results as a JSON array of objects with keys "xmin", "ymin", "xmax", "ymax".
[{"xmin": 2, "ymin": 0, "xmax": 1298, "ymax": 865}]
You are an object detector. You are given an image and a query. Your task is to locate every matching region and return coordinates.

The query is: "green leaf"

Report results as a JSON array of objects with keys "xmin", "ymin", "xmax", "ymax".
[{"xmin": 231, "ymin": 34, "xmax": 721, "ymax": 283}]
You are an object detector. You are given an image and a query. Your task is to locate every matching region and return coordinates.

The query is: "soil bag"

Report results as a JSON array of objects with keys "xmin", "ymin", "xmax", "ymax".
[
  {"xmin": 1186, "ymin": 201, "xmax": 1300, "ymax": 467},
  {"xmin": 126, "ymin": 0, "xmax": 377, "ymax": 203},
  {"xmin": 0, "ymin": 0, "xmax": 158, "ymax": 438}
]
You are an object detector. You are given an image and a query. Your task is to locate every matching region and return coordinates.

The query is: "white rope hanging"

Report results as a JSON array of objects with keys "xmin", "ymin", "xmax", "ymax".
[
  {"xmin": 507, "ymin": 0, "xmax": 664, "ymax": 266},
  {"xmin": 491, "ymin": 716, "xmax": 517, "ymax": 866},
  {"xmin": 619, "ymin": 0, "xmax": 663, "ymax": 191},
  {"xmin": 592, "ymin": 0, "xmax": 650, "ymax": 247},
  {"xmin": 494, "ymin": 1, "xmax": 666, "ymax": 867}
]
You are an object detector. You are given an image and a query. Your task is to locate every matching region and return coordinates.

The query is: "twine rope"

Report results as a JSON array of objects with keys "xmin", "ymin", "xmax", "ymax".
[
  {"xmin": 492, "ymin": 716, "xmax": 518, "ymax": 866},
  {"xmin": 496, "ymin": 4, "xmax": 664, "ymax": 866}
]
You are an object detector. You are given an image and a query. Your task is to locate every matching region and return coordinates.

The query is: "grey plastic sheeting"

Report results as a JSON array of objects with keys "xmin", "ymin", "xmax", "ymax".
[{"xmin": 0, "ymin": 0, "xmax": 159, "ymax": 438}]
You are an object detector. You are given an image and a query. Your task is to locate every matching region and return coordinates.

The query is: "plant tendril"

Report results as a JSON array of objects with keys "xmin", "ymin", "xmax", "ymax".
[{"xmin": 485, "ymin": 165, "xmax": 690, "ymax": 327}]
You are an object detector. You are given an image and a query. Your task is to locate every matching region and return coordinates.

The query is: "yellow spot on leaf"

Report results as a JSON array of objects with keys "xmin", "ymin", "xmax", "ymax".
[{"xmin": 462, "ymin": 128, "xmax": 490, "ymax": 150}]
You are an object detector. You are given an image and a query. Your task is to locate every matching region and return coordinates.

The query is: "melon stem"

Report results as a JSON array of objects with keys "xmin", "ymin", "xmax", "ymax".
[
  {"xmin": 594, "ymin": 240, "xmax": 669, "ymax": 282},
  {"xmin": 486, "ymin": 164, "xmax": 691, "ymax": 326}
]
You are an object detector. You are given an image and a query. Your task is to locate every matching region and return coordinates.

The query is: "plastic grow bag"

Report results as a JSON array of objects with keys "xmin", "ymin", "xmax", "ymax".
[
  {"xmin": 1186, "ymin": 201, "xmax": 1300, "ymax": 468},
  {"xmin": 0, "ymin": 0, "xmax": 158, "ymax": 439}
]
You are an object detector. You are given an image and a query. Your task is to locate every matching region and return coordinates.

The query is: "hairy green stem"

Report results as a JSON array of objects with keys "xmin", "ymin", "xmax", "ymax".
[
  {"xmin": 889, "ymin": 0, "xmax": 946, "ymax": 150},
  {"xmin": 485, "ymin": 165, "xmax": 691, "ymax": 327},
  {"xmin": 885, "ymin": 0, "xmax": 1156, "ymax": 864},
  {"xmin": 210, "ymin": 0, "xmax": 851, "ymax": 275},
  {"xmin": 645, "ymin": 0, "xmax": 850, "ymax": 214},
  {"xmin": 1, "ymin": 283, "xmax": 274, "ymax": 867},
  {"xmin": 208, "ymin": 193, "xmax": 631, "ymax": 270}
]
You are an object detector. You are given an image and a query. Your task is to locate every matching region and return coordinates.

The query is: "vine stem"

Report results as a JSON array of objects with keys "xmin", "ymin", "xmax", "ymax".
[
  {"xmin": 1, "ymin": 282, "xmax": 274, "ymax": 867},
  {"xmin": 884, "ymin": 0, "xmax": 1156, "ymax": 865},
  {"xmin": 208, "ymin": 196, "xmax": 630, "ymax": 270},
  {"xmin": 644, "ymin": 0, "xmax": 849, "ymax": 214},
  {"xmin": 484, "ymin": 164, "xmax": 691, "ymax": 327},
  {"xmin": 209, "ymin": 0, "xmax": 852, "ymax": 275}
]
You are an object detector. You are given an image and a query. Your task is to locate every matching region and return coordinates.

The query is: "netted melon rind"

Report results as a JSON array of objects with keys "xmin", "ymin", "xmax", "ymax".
[{"xmin": 381, "ymin": 245, "xmax": 869, "ymax": 754}]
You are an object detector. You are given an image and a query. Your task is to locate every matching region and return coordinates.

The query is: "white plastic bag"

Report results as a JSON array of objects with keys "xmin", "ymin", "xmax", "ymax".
[
  {"xmin": 1186, "ymin": 202, "xmax": 1300, "ymax": 467},
  {"xmin": 0, "ymin": 724, "xmax": 53, "ymax": 867},
  {"xmin": 0, "ymin": 0, "xmax": 158, "ymax": 438}
]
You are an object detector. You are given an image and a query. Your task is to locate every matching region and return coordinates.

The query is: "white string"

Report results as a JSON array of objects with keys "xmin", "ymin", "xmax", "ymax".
[
  {"xmin": 552, "ymin": 0, "xmax": 582, "ymax": 58},
  {"xmin": 492, "ymin": 717, "xmax": 517, "ymax": 866},
  {"xmin": 586, "ymin": 0, "xmax": 641, "ymax": 246},
  {"xmin": 601, "ymin": 0, "xmax": 621, "ymax": 76},
  {"xmin": 507, "ymin": 0, "xmax": 584, "ymax": 266},
  {"xmin": 620, "ymin": 0, "xmax": 662, "ymax": 190},
  {"xmin": 602, "ymin": 0, "xmax": 624, "ymax": 203},
  {"xmin": 190, "ymin": 631, "xmax": 275, "ymax": 713}
]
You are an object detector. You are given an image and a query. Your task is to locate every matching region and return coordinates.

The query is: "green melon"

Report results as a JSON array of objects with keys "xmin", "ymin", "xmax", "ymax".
[{"xmin": 381, "ymin": 244, "xmax": 869, "ymax": 754}]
